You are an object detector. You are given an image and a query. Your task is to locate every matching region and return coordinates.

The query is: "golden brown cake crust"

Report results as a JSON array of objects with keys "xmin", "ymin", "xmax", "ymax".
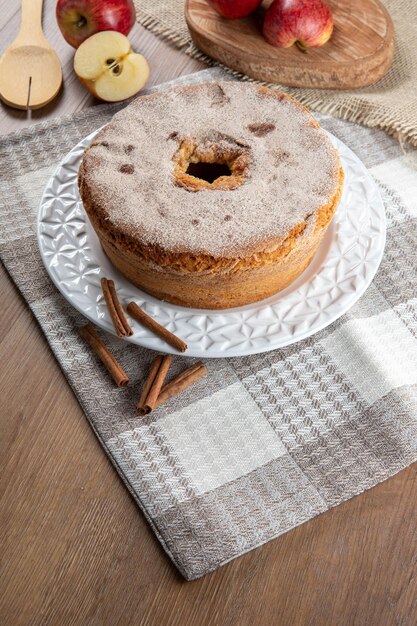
[{"xmin": 78, "ymin": 82, "xmax": 343, "ymax": 309}]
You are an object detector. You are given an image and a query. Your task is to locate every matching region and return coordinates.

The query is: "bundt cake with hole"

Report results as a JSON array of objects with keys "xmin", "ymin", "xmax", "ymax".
[{"xmin": 78, "ymin": 81, "xmax": 344, "ymax": 309}]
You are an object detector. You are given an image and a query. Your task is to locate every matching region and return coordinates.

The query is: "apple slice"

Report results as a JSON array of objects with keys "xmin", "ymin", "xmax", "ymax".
[{"xmin": 74, "ymin": 31, "xmax": 149, "ymax": 102}]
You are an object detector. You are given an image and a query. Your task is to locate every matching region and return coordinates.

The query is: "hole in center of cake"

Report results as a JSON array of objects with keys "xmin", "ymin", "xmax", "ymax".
[
  {"xmin": 185, "ymin": 161, "xmax": 231, "ymax": 184},
  {"xmin": 173, "ymin": 135, "xmax": 250, "ymax": 192}
]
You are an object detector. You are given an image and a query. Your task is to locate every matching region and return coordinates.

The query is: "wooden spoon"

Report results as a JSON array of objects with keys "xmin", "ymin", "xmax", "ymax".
[{"xmin": 0, "ymin": 0, "xmax": 62, "ymax": 110}]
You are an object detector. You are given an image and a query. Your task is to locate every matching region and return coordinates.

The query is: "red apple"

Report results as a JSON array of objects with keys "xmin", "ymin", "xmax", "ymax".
[
  {"xmin": 207, "ymin": 0, "xmax": 263, "ymax": 19},
  {"xmin": 56, "ymin": 0, "xmax": 136, "ymax": 48},
  {"xmin": 263, "ymin": 0, "xmax": 333, "ymax": 49}
]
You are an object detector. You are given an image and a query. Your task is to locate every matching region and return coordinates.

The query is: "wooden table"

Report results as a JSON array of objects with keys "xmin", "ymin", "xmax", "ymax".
[{"xmin": 1, "ymin": 2, "xmax": 416, "ymax": 624}]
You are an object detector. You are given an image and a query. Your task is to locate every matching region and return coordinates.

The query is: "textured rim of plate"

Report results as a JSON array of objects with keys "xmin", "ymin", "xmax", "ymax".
[{"xmin": 37, "ymin": 129, "xmax": 386, "ymax": 358}]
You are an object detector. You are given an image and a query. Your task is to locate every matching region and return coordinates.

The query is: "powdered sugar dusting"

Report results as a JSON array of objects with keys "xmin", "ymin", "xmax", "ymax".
[{"xmin": 81, "ymin": 82, "xmax": 341, "ymax": 258}]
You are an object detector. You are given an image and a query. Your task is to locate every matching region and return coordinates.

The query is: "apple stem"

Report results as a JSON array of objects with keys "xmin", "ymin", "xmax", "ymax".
[{"xmin": 295, "ymin": 41, "xmax": 307, "ymax": 53}]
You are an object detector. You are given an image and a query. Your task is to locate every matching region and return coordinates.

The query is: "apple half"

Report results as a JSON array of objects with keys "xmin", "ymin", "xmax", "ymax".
[{"xmin": 74, "ymin": 31, "xmax": 149, "ymax": 102}]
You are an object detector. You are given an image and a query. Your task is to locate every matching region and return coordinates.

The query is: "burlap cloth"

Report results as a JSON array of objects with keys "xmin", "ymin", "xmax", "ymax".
[
  {"xmin": 1, "ymin": 69, "xmax": 417, "ymax": 579},
  {"xmin": 134, "ymin": 0, "xmax": 417, "ymax": 147}
]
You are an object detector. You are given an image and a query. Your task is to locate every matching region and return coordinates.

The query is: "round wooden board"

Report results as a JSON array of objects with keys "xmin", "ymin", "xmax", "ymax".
[{"xmin": 185, "ymin": 0, "xmax": 395, "ymax": 89}]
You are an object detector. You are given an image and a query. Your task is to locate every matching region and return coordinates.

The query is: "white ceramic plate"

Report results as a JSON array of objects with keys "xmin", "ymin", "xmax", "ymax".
[{"xmin": 37, "ymin": 129, "xmax": 385, "ymax": 358}]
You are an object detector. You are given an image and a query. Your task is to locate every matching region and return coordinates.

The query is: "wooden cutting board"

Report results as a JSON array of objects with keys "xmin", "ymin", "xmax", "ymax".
[{"xmin": 185, "ymin": 0, "xmax": 395, "ymax": 89}]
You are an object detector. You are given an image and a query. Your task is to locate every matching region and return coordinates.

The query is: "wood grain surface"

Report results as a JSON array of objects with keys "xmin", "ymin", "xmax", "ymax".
[
  {"xmin": 185, "ymin": 0, "xmax": 395, "ymax": 89},
  {"xmin": 0, "ymin": 1, "xmax": 416, "ymax": 625}
]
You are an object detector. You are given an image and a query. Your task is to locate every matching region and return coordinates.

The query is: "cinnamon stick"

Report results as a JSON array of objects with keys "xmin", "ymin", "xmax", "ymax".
[
  {"xmin": 155, "ymin": 361, "xmax": 207, "ymax": 408},
  {"xmin": 137, "ymin": 354, "xmax": 172, "ymax": 415},
  {"xmin": 127, "ymin": 302, "xmax": 187, "ymax": 352},
  {"xmin": 79, "ymin": 323, "xmax": 129, "ymax": 387},
  {"xmin": 160, "ymin": 361, "xmax": 204, "ymax": 392},
  {"xmin": 108, "ymin": 279, "xmax": 133, "ymax": 336},
  {"xmin": 101, "ymin": 277, "xmax": 133, "ymax": 337},
  {"xmin": 137, "ymin": 355, "xmax": 163, "ymax": 413}
]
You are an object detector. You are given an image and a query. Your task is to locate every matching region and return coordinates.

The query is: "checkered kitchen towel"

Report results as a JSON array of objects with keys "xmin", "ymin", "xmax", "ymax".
[{"xmin": 1, "ymin": 69, "xmax": 416, "ymax": 580}]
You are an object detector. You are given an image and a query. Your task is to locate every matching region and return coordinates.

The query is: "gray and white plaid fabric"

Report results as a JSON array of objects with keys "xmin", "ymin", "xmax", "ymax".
[{"xmin": 1, "ymin": 69, "xmax": 416, "ymax": 580}]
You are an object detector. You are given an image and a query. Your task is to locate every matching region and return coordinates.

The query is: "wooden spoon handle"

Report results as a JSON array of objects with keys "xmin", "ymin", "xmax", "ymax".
[{"xmin": 16, "ymin": 0, "xmax": 45, "ymax": 44}]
